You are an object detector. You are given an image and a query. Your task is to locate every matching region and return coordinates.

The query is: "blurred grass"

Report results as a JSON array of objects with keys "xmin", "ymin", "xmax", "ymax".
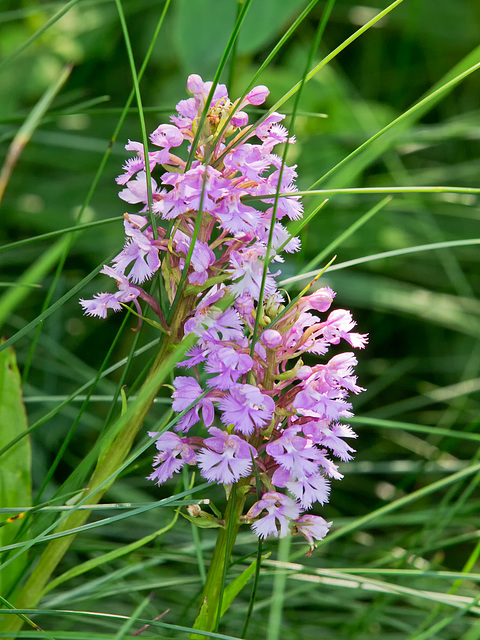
[{"xmin": 1, "ymin": 0, "xmax": 480, "ymax": 638}]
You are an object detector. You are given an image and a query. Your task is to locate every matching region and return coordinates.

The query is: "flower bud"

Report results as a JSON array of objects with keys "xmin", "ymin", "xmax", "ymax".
[
  {"xmin": 297, "ymin": 365, "xmax": 313, "ymax": 380},
  {"xmin": 245, "ymin": 85, "xmax": 269, "ymax": 106},
  {"xmin": 187, "ymin": 74, "xmax": 204, "ymax": 95},
  {"xmin": 231, "ymin": 111, "xmax": 248, "ymax": 127},
  {"xmin": 308, "ymin": 287, "xmax": 335, "ymax": 312},
  {"xmin": 261, "ymin": 329, "xmax": 282, "ymax": 348}
]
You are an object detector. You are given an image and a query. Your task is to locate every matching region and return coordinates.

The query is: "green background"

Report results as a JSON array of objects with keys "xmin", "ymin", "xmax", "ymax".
[{"xmin": 1, "ymin": 1, "xmax": 480, "ymax": 638}]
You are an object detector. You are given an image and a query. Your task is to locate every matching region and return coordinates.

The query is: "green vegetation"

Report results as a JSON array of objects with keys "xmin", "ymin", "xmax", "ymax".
[{"xmin": 1, "ymin": 1, "xmax": 480, "ymax": 638}]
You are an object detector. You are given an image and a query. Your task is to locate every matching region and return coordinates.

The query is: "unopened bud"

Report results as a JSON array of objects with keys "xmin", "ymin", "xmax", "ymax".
[
  {"xmin": 245, "ymin": 85, "xmax": 269, "ymax": 105},
  {"xmin": 187, "ymin": 74, "xmax": 204, "ymax": 95},
  {"xmin": 261, "ymin": 329, "xmax": 282, "ymax": 348},
  {"xmin": 297, "ymin": 365, "xmax": 313, "ymax": 380},
  {"xmin": 308, "ymin": 287, "xmax": 335, "ymax": 312}
]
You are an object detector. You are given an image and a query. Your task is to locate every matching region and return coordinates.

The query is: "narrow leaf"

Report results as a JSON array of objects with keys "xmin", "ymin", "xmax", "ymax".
[
  {"xmin": 220, "ymin": 556, "xmax": 263, "ymax": 617},
  {"xmin": 0, "ymin": 344, "xmax": 31, "ymax": 596}
]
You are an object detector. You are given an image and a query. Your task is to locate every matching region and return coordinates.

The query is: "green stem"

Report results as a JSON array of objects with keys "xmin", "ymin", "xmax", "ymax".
[
  {"xmin": 0, "ymin": 298, "xmax": 193, "ymax": 636},
  {"xmin": 190, "ymin": 480, "xmax": 250, "ymax": 638}
]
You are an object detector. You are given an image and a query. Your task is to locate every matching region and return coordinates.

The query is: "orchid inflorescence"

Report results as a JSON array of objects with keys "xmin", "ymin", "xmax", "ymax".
[{"xmin": 80, "ymin": 74, "xmax": 367, "ymax": 554}]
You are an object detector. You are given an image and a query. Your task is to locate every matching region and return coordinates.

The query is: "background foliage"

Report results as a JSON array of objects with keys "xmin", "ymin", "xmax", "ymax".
[{"xmin": 1, "ymin": 0, "xmax": 480, "ymax": 638}]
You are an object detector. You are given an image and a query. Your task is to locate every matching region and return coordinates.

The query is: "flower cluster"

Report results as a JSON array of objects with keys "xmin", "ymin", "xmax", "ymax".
[{"xmin": 80, "ymin": 75, "xmax": 367, "ymax": 553}]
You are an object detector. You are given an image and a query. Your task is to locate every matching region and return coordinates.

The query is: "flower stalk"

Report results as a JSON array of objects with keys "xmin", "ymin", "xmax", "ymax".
[
  {"xmin": 1, "ymin": 297, "xmax": 191, "ymax": 636},
  {"xmin": 79, "ymin": 73, "xmax": 367, "ymax": 631},
  {"xmin": 4, "ymin": 75, "xmax": 368, "ymax": 636},
  {"xmin": 190, "ymin": 481, "xmax": 250, "ymax": 637}
]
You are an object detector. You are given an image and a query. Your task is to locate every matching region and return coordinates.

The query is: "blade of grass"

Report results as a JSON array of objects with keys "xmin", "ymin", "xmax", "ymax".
[
  {"xmin": 0, "ymin": 63, "xmax": 72, "ymax": 205},
  {"xmin": 33, "ymin": 311, "xmax": 136, "ymax": 508},
  {"xmin": 0, "ymin": 1, "xmax": 80, "ymax": 70},
  {"xmin": 0, "ymin": 338, "xmax": 162, "ymax": 461},
  {"xmin": 281, "ymin": 237, "xmax": 480, "ymax": 285},
  {"xmin": 0, "ymin": 610, "xmax": 245, "ymax": 639},
  {"xmin": 211, "ymin": 0, "xmax": 323, "ymax": 148},
  {"xmin": 320, "ymin": 460, "xmax": 480, "ymax": 546},
  {"xmin": 184, "ymin": 0, "xmax": 254, "ymax": 174},
  {"xmin": 0, "ymin": 488, "xmax": 203, "ymax": 555},
  {"xmin": 0, "ymin": 260, "xmax": 105, "ymax": 353},
  {"xmin": 348, "ymin": 415, "xmax": 480, "ymax": 443},
  {"xmin": 215, "ymin": 0, "xmax": 407, "ymax": 169},
  {"xmin": 22, "ymin": 0, "xmax": 172, "ymax": 381},
  {"xmin": 0, "ymin": 324, "xmax": 196, "ymax": 634},
  {"xmin": 0, "ymin": 595, "xmax": 45, "ymax": 635},
  {"xmin": 313, "ymin": 58, "xmax": 480, "ymax": 188},
  {"xmin": 0, "ymin": 217, "xmax": 123, "ymax": 254},
  {"xmin": 292, "ymin": 196, "xmax": 391, "ymax": 285},
  {"xmin": 113, "ymin": 594, "xmax": 152, "ymax": 640},
  {"xmin": 0, "ymin": 345, "xmax": 31, "ymax": 598},
  {"xmin": 0, "ymin": 236, "xmax": 71, "ymax": 331},
  {"xmin": 266, "ymin": 534, "xmax": 292, "ymax": 640},
  {"xmin": 249, "ymin": 185, "xmax": 480, "ymax": 200},
  {"xmin": 250, "ymin": 0, "xmax": 337, "ymax": 354}
]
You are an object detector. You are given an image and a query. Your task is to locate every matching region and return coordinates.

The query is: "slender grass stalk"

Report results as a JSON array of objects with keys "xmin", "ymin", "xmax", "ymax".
[
  {"xmin": 190, "ymin": 479, "xmax": 251, "ymax": 638},
  {"xmin": 0, "ymin": 1, "xmax": 81, "ymax": 70},
  {"xmin": 0, "ymin": 64, "xmax": 72, "ymax": 206},
  {"xmin": 319, "ymin": 460, "xmax": 480, "ymax": 548},
  {"xmin": 266, "ymin": 534, "xmax": 291, "ymax": 640},
  {"xmin": 281, "ymin": 238, "xmax": 480, "ymax": 285},
  {"xmin": 21, "ymin": 0, "xmax": 172, "ymax": 382},
  {"xmin": 250, "ymin": 0, "xmax": 336, "ymax": 354},
  {"xmin": 2, "ymin": 0, "xmax": 480, "ymax": 637},
  {"xmin": 0, "ymin": 293, "xmax": 195, "ymax": 635},
  {"xmin": 249, "ymin": 185, "xmax": 480, "ymax": 200},
  {"xmin": 0, "ymin": 217, "xmax": 123, "ymax": 253}
]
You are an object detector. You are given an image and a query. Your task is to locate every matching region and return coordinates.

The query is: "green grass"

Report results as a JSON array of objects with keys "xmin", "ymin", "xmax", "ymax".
[{"xmin": 1, "ymin": 0, "xmax": 480, "ymax": 638}]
